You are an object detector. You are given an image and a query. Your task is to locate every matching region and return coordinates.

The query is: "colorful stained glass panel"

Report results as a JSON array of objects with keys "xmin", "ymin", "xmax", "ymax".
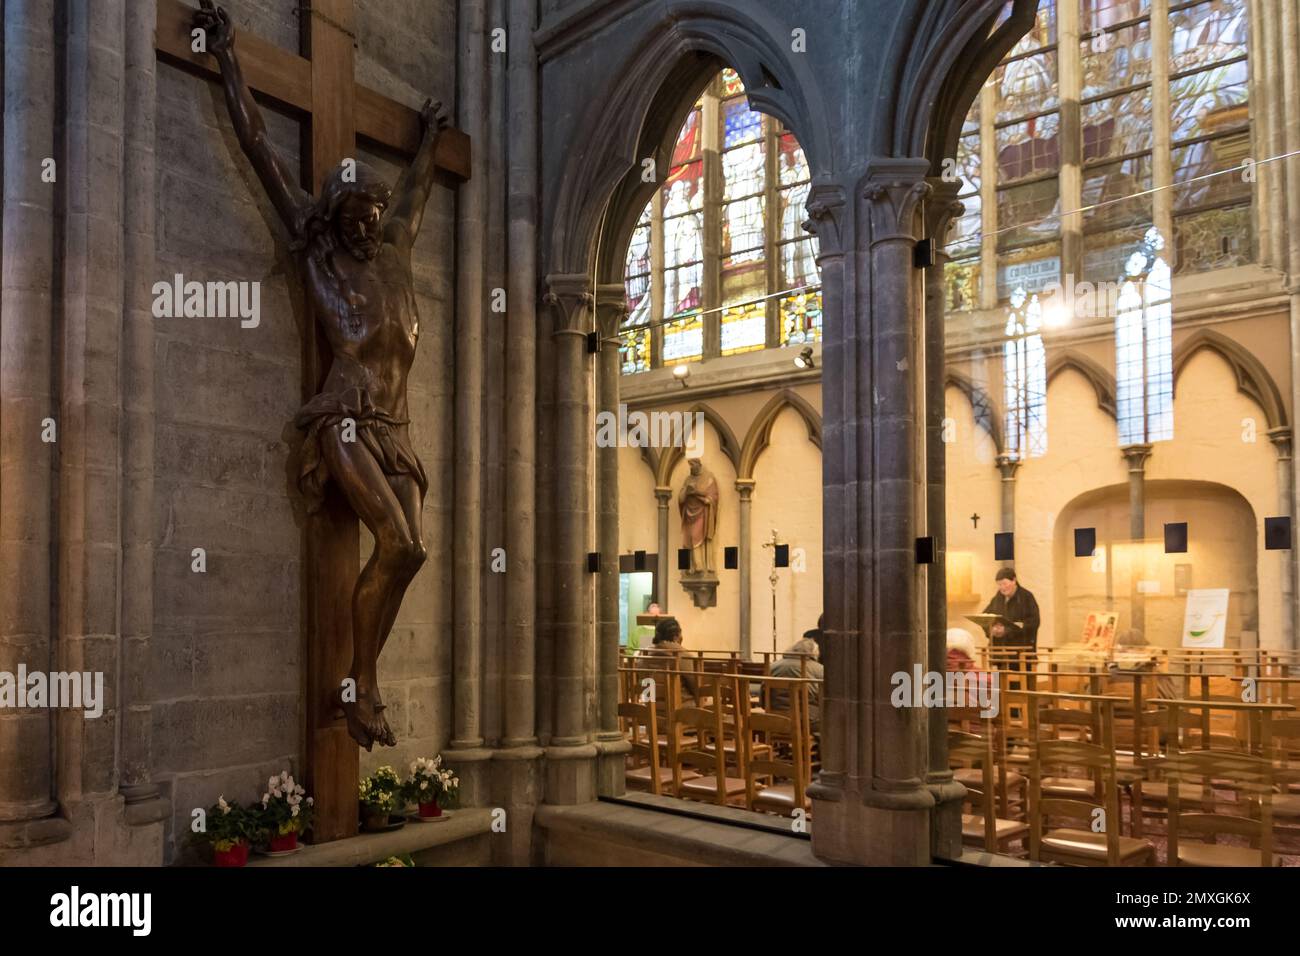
[
  {"xmin": 723, "ymin": 97, "xmax": 763, "ymax": 148},
  {"xmin": 722, "ymin": 143, "xmax": 764, "ymax": 199}
]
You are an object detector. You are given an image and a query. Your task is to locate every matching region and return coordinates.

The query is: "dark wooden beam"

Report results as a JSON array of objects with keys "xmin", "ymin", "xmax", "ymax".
[{"xmin": 155, "ymin": 0, "xmax": 470, "ymax": 178}]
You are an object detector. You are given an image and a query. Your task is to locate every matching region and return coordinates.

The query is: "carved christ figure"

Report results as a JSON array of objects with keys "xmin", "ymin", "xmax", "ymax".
[
  {"xmin": 195, "ymin": 1, "xmax": 448, "ymax": 750},
  {"xmin": 679, "ymin": 458, "xmax": 719, "ymax": 573}
]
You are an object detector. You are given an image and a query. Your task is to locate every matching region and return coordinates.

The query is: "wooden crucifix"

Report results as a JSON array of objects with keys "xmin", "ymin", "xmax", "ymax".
[{"xmin": 156, "ymin": 0, "xmax": 470, "ymax": 843}]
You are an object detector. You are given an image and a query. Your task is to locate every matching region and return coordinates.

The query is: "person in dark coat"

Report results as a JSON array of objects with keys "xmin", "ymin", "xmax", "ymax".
[{"xmin": 982, "ymin": 567, "xmax": 1040, "ymax": 651}]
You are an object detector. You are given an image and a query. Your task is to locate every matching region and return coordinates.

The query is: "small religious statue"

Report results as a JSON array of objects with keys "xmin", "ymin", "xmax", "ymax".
[
  {"xmin": 678, "ymin": 458, "xmax": 720, "ymax": 607},
  {"xmin": 195, "ymin": 1, "xmax": 448, "ymax": 750}
]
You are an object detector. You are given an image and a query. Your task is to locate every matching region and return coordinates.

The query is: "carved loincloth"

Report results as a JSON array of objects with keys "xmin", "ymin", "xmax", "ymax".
[{"xmin": 293, "ymin": 385, "xmax": 427, "ymax": 513}]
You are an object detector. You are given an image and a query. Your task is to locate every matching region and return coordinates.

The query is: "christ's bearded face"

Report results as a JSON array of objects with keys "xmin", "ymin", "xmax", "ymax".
[{"xmin": 337, "ymin": 194, "xmax": 384, "ymax": 260}]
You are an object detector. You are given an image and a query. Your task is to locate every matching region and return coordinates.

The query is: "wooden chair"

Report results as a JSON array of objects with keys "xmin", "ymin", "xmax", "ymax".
[
  {"xmin": 1027, "ymin": 692, "xmax": 1156, "ymax": 866},
  {"xmin": 742, "ymin": 678, "xmax": 810, "ymax": 817},
  {"xmin": 1267, "ymin": 717, "xmax": 1300, "ymax": 843},
  {"xmin": 949, "ymin": 721, "xmax": 1029, "ymax": 853},
  {"xmin": 671, "ymin": 673, "xmax": 749, "ymax": 806},
  {"xmin": 622, "ymin": 690, "xmax": 703, "ymax": 795},
  {"xmin": 1165, "ymin": 747, "xmax": 1281, "ymax": 867}
]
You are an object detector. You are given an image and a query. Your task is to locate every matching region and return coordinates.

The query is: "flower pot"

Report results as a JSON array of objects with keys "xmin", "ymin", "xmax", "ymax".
[
  {"xmin": 362, "ymin": 809, "xmax": 391, "ymax": 832},
  {"xmin": 269, "ymin": 832, "xmax": 298, "ymax": 852},
  {"xmin": 213, "ymin": 841, "xmax": 249, "ymax": 867},
  {"xmin": 418, "ymin": 801, "xmax": 442, "ymax": 818}
]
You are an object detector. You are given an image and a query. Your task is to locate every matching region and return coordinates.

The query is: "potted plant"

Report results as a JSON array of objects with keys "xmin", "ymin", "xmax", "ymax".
[
  {"xmin": 257, "ymin": 770, "xmax": 314, "ymax": 852},
  {"xmin": 405, "ymin": 756, "xmax": 460, "ymax": 819},
  {"xmin": 358, "ymin": 765, "xmax": 403, "ymax": 832},
  {"xmin": 195, "ymin": 795, "xmax": 256, "ymax": 867}
]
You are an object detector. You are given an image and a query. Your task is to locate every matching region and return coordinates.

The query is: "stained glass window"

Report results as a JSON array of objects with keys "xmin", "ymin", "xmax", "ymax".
[
  {"xmin": 1115, "ymin": 228, "xmax": 1173, "ymax": 444},
  {"xmin": 721, "ymin": 301, "xmax": 767, "ymax": 355},
  {"xmin": 1004, "ymin": 288, "xmax": 1048, "ymax": 459},
  {"xmin": 620, "ymin": 69, "xmax": 821, "ymax": 373},
  {"xmin": 722, "ymin": 97, "xmax": 763, "ymax": 148},
  {"xmin": 622, "ymin": 205, "xmax": 653, "ymax": 374}
]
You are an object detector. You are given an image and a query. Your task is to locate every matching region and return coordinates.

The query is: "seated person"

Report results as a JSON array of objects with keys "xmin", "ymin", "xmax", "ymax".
[
  {"xmin": 637, "ymin": 617, "xmax": 696, "ymax": 700},
  {"xmin": 945, "ymin": 628, "xmax": 977, "ymax": 671},
  {"xmin": 768, "ymin": 631, "xmax": 824, "ymax": 727}
]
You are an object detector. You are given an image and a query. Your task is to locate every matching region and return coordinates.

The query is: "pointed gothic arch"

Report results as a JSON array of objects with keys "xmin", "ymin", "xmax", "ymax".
[
  {"xmin": 653, "ymin": 401, "xmax": 743, "ymax": 487},
  {"xmin": 944, "ymin": 369, "xmax": 1003, "ymax": 452},
  {"xmin": 1173, "ymin": 328, "xmax": 1289, "ymax": 430},
  {"xmin": 544, "ymin": 1, "xmax": 834, "ymax": 281},
  {"xmin": 1046, "ymin": 350, "xmax": 1119, "ymax": 421},
  {"xmin": 737, "ymin": 389, "xmax": 822, "ymax": 481}
]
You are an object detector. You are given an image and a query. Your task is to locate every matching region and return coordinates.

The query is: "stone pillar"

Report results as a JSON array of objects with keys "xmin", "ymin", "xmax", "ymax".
[
  {"xmin": 450, "ymin": 0, "xmax": 487, "ymax": 774},
  {"xmin": 736, "ymin": 479, "xmax": 755, "ymax": 658},
  {"xmin": 0, "ymin": 0, "xmax": 61, "ymax": 845},
  {"xmin": 1269, "ymin": 427, "xmax": 1296, "ymax": 650},
  {"xmin": 594, "ymin": 285, "xmax": 631, "ymax": 794},
  {"xmin": 809, "ymin": 163, "xmax": 937, "ymax": 866},
  {"xmin": 654, "ymin": 486, "xmax": 672, "ymax": 612},
  {"xmin": 995, "ymin": 453, "xmax": 1021, "ymax": 565},
  {"xmin": 119, "ymin": 0, "xmax": 166, "ymax": 827},
  {"xmin": 924, "ymin": 179, "xmax": 966, "ymax": 859},
  {"xmin": 492, "ymin": 0, "xmax": 544, "ymax": 865},
  {"xmin": 1279, "ymin": 0, "xmax": 1300, "ymax": 656},
  {"xmin": 542, "ymin": 276, "xmax": 598, "ymax": 803},
  {"xmin": 501, "ymin": 0, "xmax": 538, "ymax": 753},
  {"xmin": 1122, "ymin": 444, "xmax": 1154, "ymax": 634}
]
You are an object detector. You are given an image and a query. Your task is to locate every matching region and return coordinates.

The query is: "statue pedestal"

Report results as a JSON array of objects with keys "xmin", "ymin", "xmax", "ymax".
[{"xmin": 680, "ymin": 570, "xmax": 719, "ymax": 608}]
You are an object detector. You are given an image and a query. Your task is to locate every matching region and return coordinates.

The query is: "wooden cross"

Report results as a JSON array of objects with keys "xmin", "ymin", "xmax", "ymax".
[
  {"xmin": 971, "ymin": 513, "xmax": 980, "ymax": 529},
  {"xmin": 155, "ymin": 0, "xmax": 470, "ymax": 843}
]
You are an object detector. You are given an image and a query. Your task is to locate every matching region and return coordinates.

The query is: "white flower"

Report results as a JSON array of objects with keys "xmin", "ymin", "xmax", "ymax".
[
  {"xmin": 262, "ymin": 793, "xmax": 270, "ymax": 808},
  {"xmin": 217, "ymin": 795, "xmax": 230, "ymax": 814},
  {"xmin": 306, "ymin": 796, "xmax": 314, "ymax": 806},
  {"xmin": 291, "ymin": 804, "xmax": 300, "ymax": 817},
  {"xmin": 268, "ymin": 776, "xmax": 278, "ymax": 790},
  {"xmin": 420, "ymin": 780, "xmax": 428, "ymax": 790}
]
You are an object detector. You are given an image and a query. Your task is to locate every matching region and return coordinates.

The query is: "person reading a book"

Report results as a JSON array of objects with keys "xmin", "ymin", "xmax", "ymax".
[{"xmin": 983, "ymin": 567, "xmax": 1040, "ymax": 652}]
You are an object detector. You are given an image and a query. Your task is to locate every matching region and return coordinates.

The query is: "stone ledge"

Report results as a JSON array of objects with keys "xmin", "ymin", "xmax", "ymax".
[
  {"xmin": 248, "ymin": 808, "xmax": 494, "ymax": 867},
  {"xmin": 535, "ymin": 798, "xmax": 824, "ymax": 867}
]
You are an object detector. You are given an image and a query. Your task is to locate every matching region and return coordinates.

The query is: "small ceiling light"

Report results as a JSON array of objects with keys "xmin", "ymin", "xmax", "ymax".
[
  {"xmin": 794, "ymin": 347, "xmax": 815, "ymax": 370},
  {"xmin": 672, "ymin": 363, "xmax": 691, "ymax": 385}
]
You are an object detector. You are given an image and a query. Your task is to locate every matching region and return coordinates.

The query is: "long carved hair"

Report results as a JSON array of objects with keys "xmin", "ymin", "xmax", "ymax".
[{"xmin": 291, "ymin": 159, "xmax": 392, "ymax": 279}]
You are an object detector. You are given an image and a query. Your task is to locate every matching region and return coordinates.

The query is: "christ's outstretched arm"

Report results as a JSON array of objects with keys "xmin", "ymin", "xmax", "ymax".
[
  {"xmin": 194, "ymin": 0, "xmax": 311, "ymax": 233},
  {"xmin": 385, "ymin": 99, "xmax": 450, "ymax": 248}
]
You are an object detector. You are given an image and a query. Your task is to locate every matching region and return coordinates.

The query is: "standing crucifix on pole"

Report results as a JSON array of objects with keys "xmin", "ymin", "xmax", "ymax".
[
  {"xmin": 760, "ymin": 528, "xmax": 783, "ymax": 656},
  {"xmin": 157, "ymin": 0, "xmax": 470, "ymax": 842}
]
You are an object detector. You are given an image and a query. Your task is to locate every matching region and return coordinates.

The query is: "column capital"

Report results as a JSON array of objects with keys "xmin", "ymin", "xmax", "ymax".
[
  {"xmin": 734, "ymin": 478, "xmax": 756, "ymax": 499},
  {"xmin": 994, "ymin": 453, "xmax": 1021, "ymax": 480},
  {"xmin": 593, "ymin": 282, "xmax": 627, "ymax": 340},
  {"xmin": 862, "ymin": 159, "xmax": 932, "ymax": 244},
  {"xmin": 802, "ymin": 182, "xmax": 850, "ymax": 257},
  {"xmin": 1268, "ymin": 426, "xmax": 1293, "ymax": 459},
  {"xmin": 654, "ymin": 485, "xmax": 673, "ymax": 504},
  {"xmin": 923, "ymin": 177, "xmax": 965, "ymax": 245},
  {"xmin": 542, "ymin": 274, "xmax": 593, "ymax": 335},
  {"xmin": 1121, "ymin": 443, "xmax": 1154, "ymax": 472}
]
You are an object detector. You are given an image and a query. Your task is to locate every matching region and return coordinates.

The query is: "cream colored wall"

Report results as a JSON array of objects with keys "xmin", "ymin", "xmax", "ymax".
[
  {"xmin": 1055, "ymin": 482, "xmax": 1258, "ymax": 649},
  {"xmin": 1145, "ymin": 350, "xmax": 1282, "ymax": 647},
  {"xmin": 944, "ymin": 343, "xmax": 1287, "ymax": 650},
  {"xmin": 749, "ymin": 407, "xmax": 824, "ymax": 655},
  {"xmin": 618, "ymin": 444, "xmax": 659, "ymax": 560},
  {"xmin": 616, "ymin": 384, "xmax": 824, "ymax": 657},
  {"xmin": 944, "ymin": 384, "xmax": 1001, "ymax": 651}
]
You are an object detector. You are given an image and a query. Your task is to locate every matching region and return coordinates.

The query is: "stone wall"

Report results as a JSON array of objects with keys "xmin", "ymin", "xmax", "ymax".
[{"xmin": 148, "ymin": 0, "xmax": 457, "ymax": 863}]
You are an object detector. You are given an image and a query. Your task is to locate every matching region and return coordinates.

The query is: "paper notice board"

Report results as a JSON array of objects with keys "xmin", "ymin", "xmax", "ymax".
[{"xmin": 1181, "ymin": 589, "xmax": 1229, "ymax": 648}]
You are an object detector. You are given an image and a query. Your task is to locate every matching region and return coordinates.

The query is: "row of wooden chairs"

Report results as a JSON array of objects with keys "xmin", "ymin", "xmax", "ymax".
[
  {"xmin": 949, "ymin": 683, "xmax": 1300, "ymax": 865},
  {"xmin": 617, "ymin": 665, "xmax": 819, "ymax": 818}
]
